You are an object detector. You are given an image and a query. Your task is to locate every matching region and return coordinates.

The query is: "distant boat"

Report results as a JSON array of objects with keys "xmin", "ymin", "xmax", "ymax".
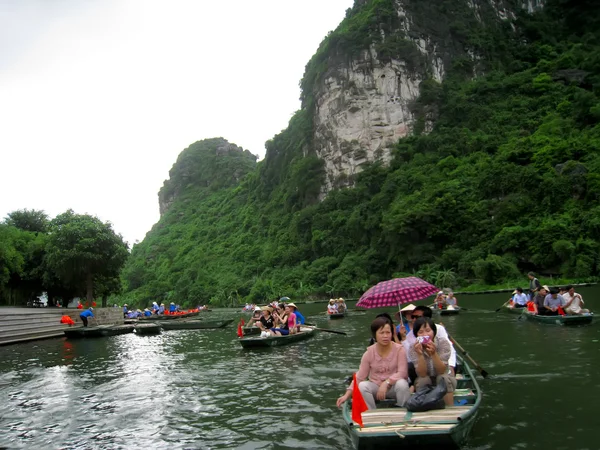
[{"xmin": 159, "ymin": 319, "xmax": 233, "ymax": 330}]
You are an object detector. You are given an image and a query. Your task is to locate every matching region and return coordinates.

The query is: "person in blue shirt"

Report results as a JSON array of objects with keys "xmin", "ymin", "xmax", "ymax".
[
  {"xmin": 143, "ymin": 308, "xmax": 152, "ymax": 317},
  {"xmin": 80, "ymin": 307, "xmax": 95, "ymax": 327},
  {"xmin": 158, "ymin": 303, "xmax": 165, "ymax": 315},
  {"xmin": 122, "ymin": 304, "xmax": 128, "ymax": 318},
  {"xmin": 169, "ymin": 302, "xmax": 177, "ymax": 313}
]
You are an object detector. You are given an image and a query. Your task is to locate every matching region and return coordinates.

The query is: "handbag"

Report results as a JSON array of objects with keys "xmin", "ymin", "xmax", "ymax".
[{"xmin": 406, "ymin": 379, "xmax": 447, "ymax": 412}]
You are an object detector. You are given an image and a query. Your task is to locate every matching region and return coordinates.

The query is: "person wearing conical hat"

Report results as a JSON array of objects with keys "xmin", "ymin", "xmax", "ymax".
[
  {"xmin": 169, "ymin": 302, "xmax": 177, "ymax": 313},
  {"xmin": 336, "ymin": 298, "xmax": 347, "ymax": 313}
]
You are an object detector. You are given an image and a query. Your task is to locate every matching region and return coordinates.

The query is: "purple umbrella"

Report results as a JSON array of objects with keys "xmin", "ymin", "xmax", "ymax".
[{"xmin": 356, "ymin": 277, "xmax": 438, "ymax": 309}]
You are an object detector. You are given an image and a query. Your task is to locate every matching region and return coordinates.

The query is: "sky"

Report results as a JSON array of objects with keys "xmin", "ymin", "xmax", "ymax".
[{"xmin": 0, "ymin": 0, "xmax": 354, "ymax": 246}]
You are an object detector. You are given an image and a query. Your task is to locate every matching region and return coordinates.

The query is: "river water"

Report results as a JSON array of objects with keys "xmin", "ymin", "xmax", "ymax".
[{"xmin": 0, "ymin": 287, "xmax": 598, "ymax": 449}]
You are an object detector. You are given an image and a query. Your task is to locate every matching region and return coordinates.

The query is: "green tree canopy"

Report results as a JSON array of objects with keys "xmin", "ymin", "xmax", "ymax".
[{"xmin": 45, "ymin": 210, "xmax": 129, "ymax": 302}]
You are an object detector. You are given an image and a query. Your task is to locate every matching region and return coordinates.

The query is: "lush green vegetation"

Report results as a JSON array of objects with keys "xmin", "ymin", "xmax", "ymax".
[
  {"xmin": 115, "ymin": 0, "xmax": 600, "ymax": 308},
  {"xmin": 0, "ymin": 209, "xmax": 128, "ymax": 306},
  {"xmin": 4, "ymin": 0, "xmax": 600, "ymax": 309}
]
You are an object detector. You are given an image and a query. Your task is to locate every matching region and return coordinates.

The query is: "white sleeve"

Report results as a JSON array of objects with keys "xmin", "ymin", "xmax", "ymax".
[{"xmin": 437, "ymin": 325, "xmax": 456, "ymax": 367}]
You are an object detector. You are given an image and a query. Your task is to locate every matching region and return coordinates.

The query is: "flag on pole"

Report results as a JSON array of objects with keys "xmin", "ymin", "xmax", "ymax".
[{"xmin": 351, "ymin": 373, "xmax": 368, "ymax": 428}]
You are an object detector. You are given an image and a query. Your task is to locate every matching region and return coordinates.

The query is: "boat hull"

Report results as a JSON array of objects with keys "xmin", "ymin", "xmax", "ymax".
[
  {"xmin": 239, "ymin": 328, "xmax": 315, "ymax": 348},
  {"xmin": 328, "ymin": 312, "xmax": 346, "ymax": 319},
  {"xmin": 435, "ymin": 308, "xmax": 460, "ymax": 316},
  {"xmin": 499, "ymin": 305, "xmax": 525, "ymax": 315},
  {"xmin": 159, "ymin": 319, "xmax": 233, "ymax": 330},
  {"xmin": 135, "ymin": 323, "xmax": 162, "ymax": 335},
  {"xmin": 342, "ymin": 354, "xmax": 481, "ymax": 449},
  {"xmin": 524, "ymin": 312, "xmax": 593, "ymax": 325},
  {"xmin": 241, "ymin": 326, "xmax": 261, "ymax": 336}
]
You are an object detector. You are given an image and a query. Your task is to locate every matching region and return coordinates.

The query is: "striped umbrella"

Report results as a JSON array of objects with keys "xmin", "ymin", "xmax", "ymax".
[{"xmin": 356, "ymin": 277, "xmax": 438, "ymax": 309}]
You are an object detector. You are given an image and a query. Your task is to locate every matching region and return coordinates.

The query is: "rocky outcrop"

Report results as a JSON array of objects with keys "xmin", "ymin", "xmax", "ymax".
[
  {"xmin": 158, "ymin": 138, "xmax": 257, "ymax": 216},
  {"xmin": 308, "ymin": 0, "xmax": 544, "ymax": 194}
]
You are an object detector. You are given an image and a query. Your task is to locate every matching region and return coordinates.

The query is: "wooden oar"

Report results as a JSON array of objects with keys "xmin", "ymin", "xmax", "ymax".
[
  {"xmin": 495, "ymin": 300, "xmax": 510, "ymax": 312},
  {"xmin": 305, "ymin": 325, "xmax": 347, "ymax": 336},
  {"xmin": 448, "ymin": 335, "xmax": 489, "ymax": 378}
]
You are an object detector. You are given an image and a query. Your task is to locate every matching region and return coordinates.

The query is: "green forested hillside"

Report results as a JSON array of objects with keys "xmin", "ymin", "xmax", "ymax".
[{"xmin": 122, "ymin": 0, "xmax": 600, "ymax": 306}]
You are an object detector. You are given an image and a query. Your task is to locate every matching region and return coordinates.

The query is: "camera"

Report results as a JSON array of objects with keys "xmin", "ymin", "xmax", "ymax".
[{"xmin": 417, "ymin": 336, "xmax": 431, "ymax": 345}]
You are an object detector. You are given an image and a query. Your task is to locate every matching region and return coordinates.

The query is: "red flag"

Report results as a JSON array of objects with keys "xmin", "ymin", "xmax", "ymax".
[
  {"xmin": 557, "ymin": 306, "xmax": 566, "ymax": 316},
  {"xmin": 351, "ymin": 373, "xmax": 368, "ymax": 428},
  {"xmin": 237, "ymin": 322, "xmax": 243, "ymax": 337}
]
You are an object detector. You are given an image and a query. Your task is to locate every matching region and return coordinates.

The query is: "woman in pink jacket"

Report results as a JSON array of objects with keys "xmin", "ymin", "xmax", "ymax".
[{"xmin": 336, "ymin": 317, "xmax": 410, "ymax": 409}]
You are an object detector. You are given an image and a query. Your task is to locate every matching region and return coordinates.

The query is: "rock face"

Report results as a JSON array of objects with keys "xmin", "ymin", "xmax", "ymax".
[
  {"xmin": 313, "ymin": 46, "xmax": 435, "ymax": 193},
  {"xmin": 308, "ymin": 0, "xmax": 544, "ymax": 194}
]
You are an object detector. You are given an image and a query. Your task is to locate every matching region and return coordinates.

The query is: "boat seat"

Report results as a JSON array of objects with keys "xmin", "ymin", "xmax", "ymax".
[{"xmin": 361, "ymin": 405, "xmax": 472, "ymax": 426}]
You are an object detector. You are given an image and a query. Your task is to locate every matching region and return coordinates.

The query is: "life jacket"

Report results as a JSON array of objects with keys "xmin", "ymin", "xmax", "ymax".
[{"xmin": 527, "ymin": 301, "xmax": 536, "ymax": 312}]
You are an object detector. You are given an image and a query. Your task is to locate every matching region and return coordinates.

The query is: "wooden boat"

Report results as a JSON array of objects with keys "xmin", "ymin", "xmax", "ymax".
[
  {"xmin": 328, "ymin": 312, "xmax": 346, "ymax": 319},
  {"xmin": 64, "ymin": 324, "xmax": 134, "ymax": 339},
  {"xmin": 159, "ymin": 319, "xmax": 233, "ymax": 330},
  {"xmin": 522, "ymin": 311, "xmax": 594, "ymax": 326},
  {"xmin": 239, "ymin": 327, "xmax": 315, "ymax": 348},
  {"xmin": 138, "ymin": 311, "xmax": 200, "ymax": 321},
  {"xmin": 433, "ymin": 307, "xmax": 460, "ymax": 316},
  {"xmin": 134, "ymin": 323, "xmax": 162, "ymax": 335},
  {"xmin": 342, "ymin": 355, "xmax": 481, "ymax": 449}
]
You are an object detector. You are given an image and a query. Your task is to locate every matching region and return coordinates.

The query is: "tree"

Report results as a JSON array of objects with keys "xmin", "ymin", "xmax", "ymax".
[
  {"xmin": 45, "ymin": 210, "xmax": 129, "ymax": 303},
  {"xmin": 4, "ymin": 209, "xmax": 49, "ymax": 233}
]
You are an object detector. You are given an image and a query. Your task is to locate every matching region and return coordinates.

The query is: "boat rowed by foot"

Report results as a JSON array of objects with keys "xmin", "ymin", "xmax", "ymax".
[
  {"xmin": 64, "ymin": 324, "xmax": 134, "ymax": 339},
  {"xmin": 341, "ymin": 355, "xmax": 481, "ymax": 449},
  {"xmin": 239, "ymin": 326, "xmax": 315, "ymax": 349},
  {"xmin": 159, "ymin": 319, "xmax": 233, "ymax": 330}
]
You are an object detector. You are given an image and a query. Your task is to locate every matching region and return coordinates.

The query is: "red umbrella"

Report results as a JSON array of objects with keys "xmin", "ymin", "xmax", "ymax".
[{"xmin": 356, "ymin": 277, "xmax": 438, "ymax": 309}]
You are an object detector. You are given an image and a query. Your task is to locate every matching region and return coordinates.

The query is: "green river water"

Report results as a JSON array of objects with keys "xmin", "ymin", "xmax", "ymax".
[{"xmin": 0, "ymin": 287, "xmax": 598, "ymax": 449}]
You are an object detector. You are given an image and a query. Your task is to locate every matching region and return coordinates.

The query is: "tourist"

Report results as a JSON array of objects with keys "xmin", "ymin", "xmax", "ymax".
[
  {"xmin": 445, "ymin": 291, "xmax": 458, "ymax": 308},
  {"xmin": 254, "ymin": 306, "xmax": 275, "ymax": 334},
  {"xmin": 143, "ymin": 308, "xmax": 152, "ymax": 317},
  {"xmin": 527, "ymin": 272, "xmax": 541, "ymax": 301},
  {"xmin": 511, "ymin": 287, "xmax": 528, "ymax": 308},
  {"xmin": 152, "ymin": 302, "xmax": 159, "ymax": 313},
  {"xmin": 543, "ymin": 288, "xmax": 566, "ymax": 315},
  {"xmin": 327, "ymin": 299, "xmax": 337, "ymax": 314},
  {"xmin": 531, "ymin": 286, "xmax": 549, "ymax": 314},
  {"xmin": 403, "ymin": 306, "xmax": 456, "ymax": 374},
  {"xmin": 77, "ymin": 301, "xmax": 83, "ymax": 310},
  {"xmin": 169, "ymin": 302, "xmax": 177, "ymax": 313},
  {"xmin": 286, "ymin": 302, "xmax": 305, "ymax": 326},
  {"xmin": 158, "ymin": 303, "xmax": 165, "ymax": 314},
  {"xmin": 337, "ymin": 298, "xmax": 347, "ymax": 313},
  {"xmin": 563, "ymin": 285, "xmax": 589, "ymax": 315},
  {"xmin": 80, "ymin": 307, "xmax": 95, "ymax": 327},
  {"xmin": 408, "ymin": 317, "xmax": 456, "ymax": 406},
  {"xmin": 394, "ymin": 304, "xmax": 416, "ymax": 340},
  {"xmin": 336, "ymin": 317, "xmax": 410, "ymax": 409},
  {"xmin": 122, "ymin": 303, "xmax": 128, "ymax": 318},
  {"xmin": 435, "ymin": 291, "xmax": 445, "ymax": 310},
  {"xmin": 367, "ymin": 312, "xmax": 401, "ymax": 345},
  {"xmin": 269, "ymin": 304, "xmax": 295, "ymax": 336}
]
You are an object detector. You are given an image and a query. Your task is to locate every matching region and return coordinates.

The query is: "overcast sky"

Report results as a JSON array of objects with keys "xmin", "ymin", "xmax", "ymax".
[{"xmin": 0, "ymin": 0, "xmax": 353, "ymax": 246}]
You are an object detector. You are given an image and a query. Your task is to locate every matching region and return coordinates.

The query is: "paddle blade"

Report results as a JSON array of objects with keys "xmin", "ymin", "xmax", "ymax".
[{"xmin": 351, "ymin": 373, "xmax": 368, "ymax": 428}]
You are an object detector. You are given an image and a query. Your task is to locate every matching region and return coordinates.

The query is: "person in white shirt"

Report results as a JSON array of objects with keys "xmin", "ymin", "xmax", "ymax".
[
  {"xmin": 563, "ymin": 285, "xmax": 589, "ymax": 315},
  {"xmin": 511, "ymin": 287, "xmax": 529, "ymax": 308},
  {"xmin": 402, "ymin": 306, "xmax": 456, "ymax": 377},
  {"xmin": 327, "ymin": 299, "xmax": 338, "ymax": 314}
]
